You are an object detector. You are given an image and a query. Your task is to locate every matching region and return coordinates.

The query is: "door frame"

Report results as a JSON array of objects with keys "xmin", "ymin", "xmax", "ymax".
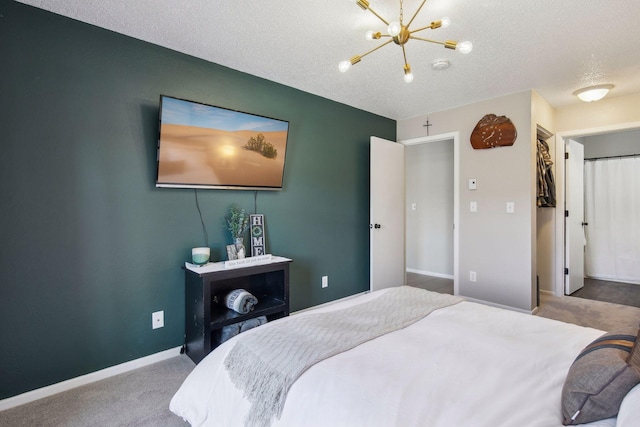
[
  {"xmin": 553, "ymin": 121, "xmax": 640, "ymax": 297},
  {"xmin": 402, "ymin": 132, "xmax": 460, "ymax": 295}
]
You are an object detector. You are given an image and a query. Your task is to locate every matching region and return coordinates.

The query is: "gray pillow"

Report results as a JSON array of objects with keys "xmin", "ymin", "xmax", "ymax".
[{"xmin": 561, "ymin": 326, "xmax": 640, "ymax": 425}]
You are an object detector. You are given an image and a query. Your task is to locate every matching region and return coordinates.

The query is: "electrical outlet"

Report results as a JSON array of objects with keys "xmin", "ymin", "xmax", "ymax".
[
  {"xmin": 470, "ymin": 271, "xmax": 477, "ymax": 282},
  {"xmin": 152, "ymin": 311, "xmax": 164, "ymax": 329},
  {"xmin": 470, "ymin": 201, "xmax": 477, "ymax": 212},
  {"xmin": 322, "ymin": 276, "xmax": 328, "ymax": 288}
]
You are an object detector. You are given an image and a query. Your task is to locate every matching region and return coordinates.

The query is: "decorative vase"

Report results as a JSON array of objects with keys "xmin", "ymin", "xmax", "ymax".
[
  {"xmin": 191, "ymin": 247, "xmax": 210, "ymax": 266},
  {"xmin": 234, "ymin": 237, "xmax": 246, "ymax": 259}
]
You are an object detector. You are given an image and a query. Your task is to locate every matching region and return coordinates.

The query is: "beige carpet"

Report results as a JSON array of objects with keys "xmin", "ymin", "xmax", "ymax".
[
  {"xmin": 0, "ymin": 355, "xmax": 194, "ymax": 427},
  {"xmin": 537, "ymin": 293, "xmax": 640, "ymax": 332}
]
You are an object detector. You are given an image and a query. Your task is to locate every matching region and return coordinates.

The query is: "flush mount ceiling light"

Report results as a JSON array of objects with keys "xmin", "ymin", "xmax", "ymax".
[
  {"xmin": 573, "ymin": 84, "xmax": 614, "ymax": 102},
  {"xmin": 339, "ymin": 0, "xmax": 472, "ymax": 83}
]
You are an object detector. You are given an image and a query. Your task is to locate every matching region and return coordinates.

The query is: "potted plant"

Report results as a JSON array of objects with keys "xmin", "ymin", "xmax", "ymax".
[{"xmin": 226, "ymin": 205, "xmax": 249, "ymax": 257}]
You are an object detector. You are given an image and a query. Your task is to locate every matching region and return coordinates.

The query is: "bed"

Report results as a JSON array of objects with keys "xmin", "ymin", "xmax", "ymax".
[{"xmin": 170, "ymin": 287, "xmax": 640, "ymax": 427}]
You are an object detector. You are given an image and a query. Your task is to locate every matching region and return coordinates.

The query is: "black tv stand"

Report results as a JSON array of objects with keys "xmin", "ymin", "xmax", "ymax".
[{"xmin": 184, "ymin": 256, "xmax": 291, "ymax": 364}]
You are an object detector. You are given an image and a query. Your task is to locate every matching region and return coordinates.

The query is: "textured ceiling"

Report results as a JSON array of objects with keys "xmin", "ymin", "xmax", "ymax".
[{"xmin": 15, "ymin": 0, "xmax": 640, "ymax": 120}]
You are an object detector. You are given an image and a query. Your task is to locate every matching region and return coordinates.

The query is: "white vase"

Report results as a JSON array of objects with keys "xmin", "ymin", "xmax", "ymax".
[{"xmin": 234, "ymin": 237, "xmax": 246, "ymax": 259}]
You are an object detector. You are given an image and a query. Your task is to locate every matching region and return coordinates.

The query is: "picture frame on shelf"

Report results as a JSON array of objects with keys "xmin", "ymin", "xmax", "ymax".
[{"xmin": 226, "ymin": 244, "xmax": 238, "ymax": 260}]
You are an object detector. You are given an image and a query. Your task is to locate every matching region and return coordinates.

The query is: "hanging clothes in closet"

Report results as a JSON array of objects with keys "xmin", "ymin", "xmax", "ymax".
[{"xmin": 537, "ymin": 138, "xmax": 556, "ymax": 207}]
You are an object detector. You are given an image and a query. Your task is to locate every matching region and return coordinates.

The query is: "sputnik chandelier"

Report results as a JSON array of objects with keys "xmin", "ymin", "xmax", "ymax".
[{"xmin": 339, "ymin": 0, "xmax": 473, "ymax": 82}]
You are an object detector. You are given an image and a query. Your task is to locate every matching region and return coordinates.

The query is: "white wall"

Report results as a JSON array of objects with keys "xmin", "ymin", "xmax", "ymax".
[
  {"xmin": 553, "ymin": 92, "xmax": 640, "ymax": 296},
  {"xmin": 532, "ymin": 91, "xmax": 556, "ymax": 296},
  {"xmin": 555, "ymin": 93, "xmax": 640, "ymax": 133},
  {"xmin": 582, "ymin": 129, "xmax": 640, "ymax": 158},
  {"xmin": 536, "ymin": 206, "xmax": 555, "ymax": 293},
  {"xmin": 398, "ymin": 90, "xmax": 640, "ymax": 307},
  {"xmin": 398, "ymin": 91, "xmax": 536, "ymax": 311},
  {"xmin": 405, "ymin": 140, "xmax": 454, "ymax": 277}
]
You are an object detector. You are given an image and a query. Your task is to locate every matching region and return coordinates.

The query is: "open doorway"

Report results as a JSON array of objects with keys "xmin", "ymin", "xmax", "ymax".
[
  {"xmin": 402, "ymin": 133, "xmax": 459, "ymax": 295},
  {"xmin": 556, "ymin": 126, "xmax": 640, "ymax": 308}
]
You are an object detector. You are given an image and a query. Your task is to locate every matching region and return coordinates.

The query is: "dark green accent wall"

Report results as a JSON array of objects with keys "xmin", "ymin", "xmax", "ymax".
[{"xmin": 0, "ymin": 1, "xmax": 395, "ymax": 399}]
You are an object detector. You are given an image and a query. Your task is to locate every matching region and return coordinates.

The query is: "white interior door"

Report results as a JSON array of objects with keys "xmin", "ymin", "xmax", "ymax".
[
  {"xmin": 370, "ymin": 136, "xmax": 405, "ymax": 292},
  {"xmin": 565, "ymin": 139, "xmax": 585, "ymax": 294}
]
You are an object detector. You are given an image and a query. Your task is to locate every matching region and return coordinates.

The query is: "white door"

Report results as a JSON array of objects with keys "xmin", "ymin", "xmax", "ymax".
[
  {"xmin": 565, "ymin": 138, "xmax": 585, "ymax": 294},
  {"xmin": 370, "ymin": 136, "xmax": 405, "ymax": 292}
]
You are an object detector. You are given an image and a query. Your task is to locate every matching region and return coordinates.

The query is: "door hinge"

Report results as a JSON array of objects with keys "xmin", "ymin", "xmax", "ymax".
[
  {"xmin": 565, "ymin": 268, "xmax": 569, "ymax": 275},
  {"xmin": 565, "ymin": 210, "xmax": 569, "ymax": 217},
  {"xmin": 565, "ymin": 152, "xmax": 569, "ymax": 160}
]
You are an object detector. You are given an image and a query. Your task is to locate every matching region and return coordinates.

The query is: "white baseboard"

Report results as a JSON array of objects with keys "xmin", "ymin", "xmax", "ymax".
[
  {"xmin": 406, "ymin": 268, "xmax": 454, "ymax": 280},
  {"xmin": 463, "ymin": 296, "xmax": 537, "ymax": 315},
  {"xmin": 586, "ymin": 275, "xmax": 640, "ymax": 286},
  {"xmin": 0, "ymin": 346, "xmax": 183, "ymax": 412}
]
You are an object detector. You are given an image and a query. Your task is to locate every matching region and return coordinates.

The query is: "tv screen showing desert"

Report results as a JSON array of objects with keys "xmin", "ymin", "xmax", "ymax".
[{"xmin": 157, "ymin": 97, "xmax": 288, "ymax": 189}]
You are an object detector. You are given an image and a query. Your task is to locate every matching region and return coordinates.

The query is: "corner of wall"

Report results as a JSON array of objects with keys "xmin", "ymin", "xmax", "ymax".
[{"xmin": 532, "ymin": 91, "xmax": 557, "ymax": 300}]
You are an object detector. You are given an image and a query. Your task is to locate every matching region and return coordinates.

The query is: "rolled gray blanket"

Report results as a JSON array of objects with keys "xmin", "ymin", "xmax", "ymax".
[
  {"xmin": 221, "ymin": 323, "xmax": 241, "ymax": 344},
  {"xmin": 225, "ymin": 289, "xmax": 258, "ymax": 314},
  {"xmin": 239, "ymin": 315, "xmax": 267, "ymax": 333},
  {"xmin": 220, "ymin": 316, "xmax": 267, "ymax": 344}
]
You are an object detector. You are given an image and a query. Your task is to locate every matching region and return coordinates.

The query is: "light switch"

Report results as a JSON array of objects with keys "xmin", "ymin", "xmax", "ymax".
[
  {"xmin": 506, "ymin": 202, "xmax": 515, "ymax": 213},
  {"xmin": 468, "ymin": 178, "xmax": 477, "ymax": 190},
  {"xmin": 470, "ymin": 201, "xmax": 477, "ymax": 212},
  {"xmin": 411, "ymin": 203, "xmax": 417, "ymax": 211}
]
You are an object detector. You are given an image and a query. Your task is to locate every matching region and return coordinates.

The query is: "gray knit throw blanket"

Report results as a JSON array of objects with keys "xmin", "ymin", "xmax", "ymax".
[{"xmin": 223, "ymin": 286, "xmax": 462, "ymax": 427}]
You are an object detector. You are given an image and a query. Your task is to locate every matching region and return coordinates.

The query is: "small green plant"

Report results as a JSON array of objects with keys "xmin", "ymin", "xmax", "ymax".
[
  {"xmin": 244, "ymin": 133, "xmax": 278, "ymax": 159},
  {"xmin": 226, "ymin": 205, "xmax": 249, "ymax": 239}
]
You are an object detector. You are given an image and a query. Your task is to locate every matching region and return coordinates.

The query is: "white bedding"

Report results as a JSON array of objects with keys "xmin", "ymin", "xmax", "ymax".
[{"xmin": 171, "ymin": 288, "xmax": 622, "ymax": 427}]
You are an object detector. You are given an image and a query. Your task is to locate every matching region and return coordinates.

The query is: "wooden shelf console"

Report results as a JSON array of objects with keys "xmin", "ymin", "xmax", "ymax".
[{"xmin": 184, "ymin": 257, "xmax": 291, "ymax": 364}]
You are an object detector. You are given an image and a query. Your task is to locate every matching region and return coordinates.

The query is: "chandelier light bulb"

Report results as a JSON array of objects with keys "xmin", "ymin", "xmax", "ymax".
[
  {"xmin": 388, "ymin": 21, "xmax": 401, "ymax": 37},
  {"xmin": 365, "ymin": 30, "xmax": 375, "ymax": 40},
  {"xmin": 403, "ymin": 64, "xmax": 413, "ymax": 83},
  {"xmin": 338, "ymin": 60, "xmax": 351, "ymax": 73},
  {"xmin": 441, "ymin": 17, "xmax": 451, "ymax": 28},
  {"xmin": 456, "ymin": 40, "xmax": 473, "ymax": 54}
]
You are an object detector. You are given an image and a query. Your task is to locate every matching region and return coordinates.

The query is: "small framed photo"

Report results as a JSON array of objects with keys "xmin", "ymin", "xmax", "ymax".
[{"xmin": 226, "ymin": 244, "xmax": 238, "ymax": 260}]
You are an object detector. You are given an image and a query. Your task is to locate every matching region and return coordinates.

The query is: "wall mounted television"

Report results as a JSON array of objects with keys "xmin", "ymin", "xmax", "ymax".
[{"xmin": 155, "ymin": 95, "xmax": 289, "ymax": 190}]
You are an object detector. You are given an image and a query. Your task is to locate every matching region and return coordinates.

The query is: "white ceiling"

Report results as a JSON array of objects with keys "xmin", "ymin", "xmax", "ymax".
[{"xmin": 16, "ymin": 0, "xmax": 640, "ymax": 120}]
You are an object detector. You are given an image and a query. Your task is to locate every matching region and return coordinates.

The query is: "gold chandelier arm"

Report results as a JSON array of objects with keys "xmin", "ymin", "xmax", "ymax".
[
  {"xmin": 356, "ymin": 0, "xmax": 390, "ymax": 26},
  {"xmin": 401, "ymin": 44, "xmax": 409, "ymax": 67},
  {"xmin": 405, "ymin": 0, "xmax": 429, "ymax": 28},
  {"xmin": 366, "ymin": 6, "xmax": 390, "ymax": 26},
  {"xmin": 358, "ymin": 39, "xmax": 394, "ymax": 60},
  {"xmin": 410, "ymin": 20, "xmax": 443, "ymax": 35},
  {"xmin": 410, "ymin": 36, "xmax": 458, "ymax": 49}
]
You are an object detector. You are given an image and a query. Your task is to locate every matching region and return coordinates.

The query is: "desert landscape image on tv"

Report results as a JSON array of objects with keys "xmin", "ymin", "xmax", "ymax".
[{"xmin": 157, "ymin": 96, "xmax": 289, "ymax": 189}]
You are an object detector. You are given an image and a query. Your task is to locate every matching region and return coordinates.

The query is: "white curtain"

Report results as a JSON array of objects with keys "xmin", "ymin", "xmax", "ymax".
[{"xmin": 584, "ymin": 157, "xmax": 640, "ymax": 284}]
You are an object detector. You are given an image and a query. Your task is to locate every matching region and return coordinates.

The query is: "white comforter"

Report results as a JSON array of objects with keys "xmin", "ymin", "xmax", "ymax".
[{"xmin": 171, "ymin": 289, "xmax": 622, "ymax": 427}]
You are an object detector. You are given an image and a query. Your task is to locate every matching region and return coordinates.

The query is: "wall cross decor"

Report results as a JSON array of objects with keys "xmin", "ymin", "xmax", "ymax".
[{"xmin": 423, "ymin": 118, "xmax": 432, "ymax": 136}]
